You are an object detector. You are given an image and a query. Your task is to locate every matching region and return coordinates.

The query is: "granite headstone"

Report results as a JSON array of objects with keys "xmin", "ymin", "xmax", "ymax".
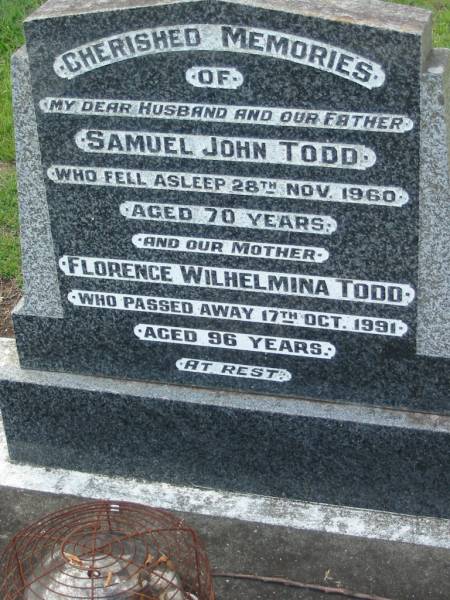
[
  {"xmin": 1, "ymin": 0, "xmax": 449, "ymax": 517},
  {"xmin": 10, "ymin": 0, "xmax": 449, "ymax": 410}
]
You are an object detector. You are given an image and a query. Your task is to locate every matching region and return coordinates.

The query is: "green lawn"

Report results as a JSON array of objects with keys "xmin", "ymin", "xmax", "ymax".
[
  {"xmin": 0, "ymin": 0, "xmax": 42, "ymax": 282},
  {"xmin": 0, "ymin": 0, "xmax": 42, "ymax": 163},
  {"xmin": 0, "ymin": 0, "xmax": 449, "ymax": 282},
  {"xmin": 0, "ymin": 167, "xmax": 21, "ymax": 281},
  {"xmin": 394, "ymin": 0, "xmax": 450, "ymax": 47}
]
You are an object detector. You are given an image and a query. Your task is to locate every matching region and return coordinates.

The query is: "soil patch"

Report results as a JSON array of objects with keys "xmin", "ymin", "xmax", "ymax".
[
  {"xmin": 0, "ymin": 279, "xmax": 21, "ymax": 337},
  {"xmin": 0, "ymin": 161, "xmax": 14, "ymax": 174}
]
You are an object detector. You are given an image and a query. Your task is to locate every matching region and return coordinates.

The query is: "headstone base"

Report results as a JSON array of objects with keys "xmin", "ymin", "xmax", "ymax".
[
  {"xmin": 12, "ymin": 304, "xmax": 450, "ymax": 413},
  {"xmin": 1, "ymin": 337, "xmax": 449, "ymax": 519}
]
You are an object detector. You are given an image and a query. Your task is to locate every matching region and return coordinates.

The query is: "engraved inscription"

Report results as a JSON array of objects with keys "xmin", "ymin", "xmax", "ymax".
[
  {"xmin": 176, "ymin": 358, "xmax": 292, "ymax": 382},
  {"xmin": 40, "ymin": 97, "xmax": 414, "ymax": 133},
  {"xmin": 54, "ymin": 24, "xmax": 385, "ymax": 88},
  {"xmin": 75, "ymin": 129, "xmax": 377, "ymax": 169},
  {"xmin": 134, "ymin": 323, "xmax": 336, "ymax": 359},
  {"xmin": 59, "ymin": 256, "xmax": 415, "ymax": 306},
  {"xmin": 68, "ymin": 290, "xmax": 409, "ymax": 337},
  {"xmin": 40, "ymin": 10, "xmax": 420, "ymax": 387},
  {"xmin": 186, "ymin": 66, "xmax": 244, "ymax": 88},
  {"xmin": 47, "ymin": 165, "xmax": 409, "ymax": 207},
  {"xmin": 120, "ymin": 203, "xmax": 337, "ymax": 234},
  {"xmin": 132, "ymin": 234, "xmax": 330, "ymax": 263}
]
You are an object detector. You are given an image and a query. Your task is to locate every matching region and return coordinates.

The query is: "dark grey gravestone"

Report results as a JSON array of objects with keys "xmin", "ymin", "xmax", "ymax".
[
  {"xmin": 1, "ymin": 0, "xmax": 450, "ymax": 516},
  {"xmin": 11, "ymin": 0, "xmax": 449, "ymax": 409}
]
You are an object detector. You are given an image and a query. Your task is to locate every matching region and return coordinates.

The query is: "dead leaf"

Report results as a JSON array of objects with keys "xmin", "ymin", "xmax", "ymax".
[
  {"xmin": 64, "ymin": 552, "xmax": 83, "ymax": 567},
  {"xmin": 104, "ymin": 571, "xmax": 113, "ymax": 588},
  {"xmin": 145, "ymin": 552, "xmax": 155, "ymax": 566},
  {"xmin": 138, "ymin": 571, "xmax": 146, "ymax": 588}
]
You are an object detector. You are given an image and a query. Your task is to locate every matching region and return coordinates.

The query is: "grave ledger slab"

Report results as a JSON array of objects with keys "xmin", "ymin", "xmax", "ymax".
[
  {"xmin": 2, "ymin": 337, "xmax": 450, "ymax": 518},
  {"xmin": 0, "ymin": 0, "xmax": 449, "ymax": 516}
]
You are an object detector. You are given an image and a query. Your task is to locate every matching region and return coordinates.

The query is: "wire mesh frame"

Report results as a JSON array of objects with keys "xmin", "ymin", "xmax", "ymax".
[{"xmin": 0, "ymin": 500, "xmax": 215, "ymax": 600}]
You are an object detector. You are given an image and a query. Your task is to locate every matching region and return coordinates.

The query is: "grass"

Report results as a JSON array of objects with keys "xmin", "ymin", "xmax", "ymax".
[
  {"xmin": 0, "ymin": 0, "xmax": 42, "ymax": 163},
  {"xmin": 0, "ymin": 167, "xmax": 21, "ymax": 281},
  {"xmin": 0, "ymin": 0, "xmax": 449, "ymax": 283},
  {"xmin": 393, "ymin": 0, "xmax": 450, "ymax": 47}
]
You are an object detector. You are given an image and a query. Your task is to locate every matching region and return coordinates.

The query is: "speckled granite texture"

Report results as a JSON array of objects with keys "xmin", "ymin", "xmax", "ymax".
[
  {"xmin": 11, "ymin": 306, "xmax": 450, "ymax": 412},
  {"xmin": 11, "ymin": 47, "xmax": 63, "ymax": 317},
  {"xmin": 29, "ymin": 0, "xmax": 432, "ymax": 37},
  {"xmin": 8, "ymin": 1, "xmax": 450, "ymax": 406},
  {"xmin": 1, "ymin": 338, "xmax": 450, "ymax": 518},
  {"xmin": 12, "ymin": 0, "xmax": 443, "ymax": 402},
  {"xmin": 417, "ymin": 49, "xmax": 450, "ymax": 358}
]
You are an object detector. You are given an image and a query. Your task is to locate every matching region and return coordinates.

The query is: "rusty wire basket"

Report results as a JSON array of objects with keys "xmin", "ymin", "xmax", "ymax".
[{"xmin": 0, "ymin": 500, "xmax": 215, "ymax": 600}]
